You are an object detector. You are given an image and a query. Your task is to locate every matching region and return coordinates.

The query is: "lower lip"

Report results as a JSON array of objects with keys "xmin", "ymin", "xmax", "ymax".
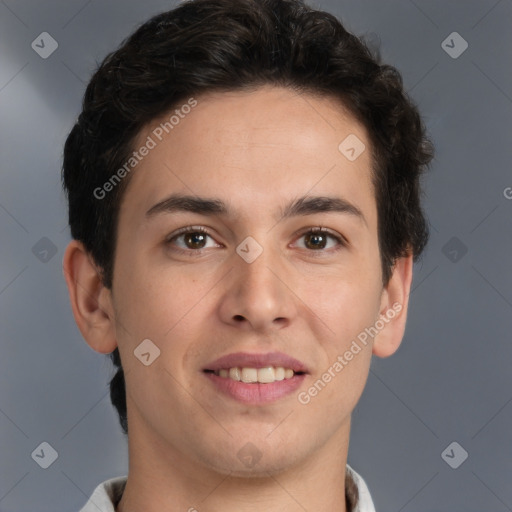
[{"xmin": 204, "ymin": 372, "xmax": 306, "ymax": 404}]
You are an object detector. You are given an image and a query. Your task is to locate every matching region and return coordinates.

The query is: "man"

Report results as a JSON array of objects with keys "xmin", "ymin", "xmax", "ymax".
[{"xmin": 62, "ymin": 0, "xmax": 433, "ymax": 510}]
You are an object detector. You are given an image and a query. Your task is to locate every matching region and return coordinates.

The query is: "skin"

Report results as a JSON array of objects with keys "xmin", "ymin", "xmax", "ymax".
[{"xmin": 63, "ymin": 85, "xmax": 413, "ymax": 512}]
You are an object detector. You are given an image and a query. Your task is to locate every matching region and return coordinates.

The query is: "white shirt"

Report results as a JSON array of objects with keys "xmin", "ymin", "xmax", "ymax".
[{"xmin": 79, "ymin": 464, "xmax": 376, "ymax": 512}]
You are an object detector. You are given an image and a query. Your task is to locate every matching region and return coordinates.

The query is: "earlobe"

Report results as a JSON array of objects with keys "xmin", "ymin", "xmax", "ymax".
[
  {"xmin": 62, "ymin": 240, "xmax": 117, "ymax": 354},
  {"xmin": 372, "ymin": 253, "xmax": 414, "ymax": 358}
]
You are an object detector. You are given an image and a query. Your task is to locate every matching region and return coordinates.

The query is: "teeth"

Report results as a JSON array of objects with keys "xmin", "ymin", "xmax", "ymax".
[
  {"xmin": 229, "ymin": 367, "xmax": 241, "ymax": 381},
  {"xmin": 214, "ymin": 366, "xmax": 297, "ymax": 383},
  {"xmin": 241, "ymin": 367, "xmax": 258, "ymax": 383},
  {"xmin": 274, "ymin": 367, "xmax": 285, "ymax": 381},
  {"xmin": 257, "ymin": 367, "xmax": 275, "ymax": 384}
]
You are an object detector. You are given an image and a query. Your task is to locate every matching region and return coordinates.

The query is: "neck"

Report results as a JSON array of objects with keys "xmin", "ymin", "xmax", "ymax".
[{"xmin": 117, "ymin": 420, "xmax": 351, "ymax": 512}]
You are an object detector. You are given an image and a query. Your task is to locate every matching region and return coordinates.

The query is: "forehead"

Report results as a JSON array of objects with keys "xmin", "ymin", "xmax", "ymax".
[{"xmin": 119, "ymin": 86, "xmax": 376, "ymax": 226}]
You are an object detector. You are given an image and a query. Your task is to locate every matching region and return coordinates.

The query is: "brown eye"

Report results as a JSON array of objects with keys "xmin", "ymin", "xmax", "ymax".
[
  {"xmin": 166, "ymin": 226, "xmax": 220, "ymax": 253},
  {"xmin": 294, "ymin": 228, "xmax": 345, "ymax": 252},
  {"xmin": 183, "ymin": 232, "xmax": 208, "ymax": 249},
  {"xmin": 304, "ymin": 231, "xmax": 328, "ymax": 250}
]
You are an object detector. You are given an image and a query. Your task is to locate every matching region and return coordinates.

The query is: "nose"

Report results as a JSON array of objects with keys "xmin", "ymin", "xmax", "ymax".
[{"xmin": 217, "ymin": 241, "xmax": 298, "ymax": 333}]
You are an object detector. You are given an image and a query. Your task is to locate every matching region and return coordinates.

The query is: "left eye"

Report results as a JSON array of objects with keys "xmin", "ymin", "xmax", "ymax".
[{"xmin": 294, "ymin": 229, "xmax": 344, "ymax": 251}]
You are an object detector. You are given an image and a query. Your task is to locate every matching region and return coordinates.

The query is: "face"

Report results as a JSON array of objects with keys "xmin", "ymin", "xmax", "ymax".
[{"xmin": 106, "ymin": 86, "xmax": 394, "ymax": 476}]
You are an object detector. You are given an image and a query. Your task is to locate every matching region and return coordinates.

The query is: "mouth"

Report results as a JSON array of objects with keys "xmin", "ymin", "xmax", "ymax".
[{"xmin": 203, "ymin": 352, "xmax": 308, "ymax": 404}]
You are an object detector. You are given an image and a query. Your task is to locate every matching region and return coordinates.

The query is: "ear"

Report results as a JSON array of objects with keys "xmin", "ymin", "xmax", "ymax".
[
  {"xmin": 372, "ymin": 253, "xmax": 414, "ymax": 358},
  {"xmin": 62, "ymin": 240, "xmax": 117, "ymax": 354}
]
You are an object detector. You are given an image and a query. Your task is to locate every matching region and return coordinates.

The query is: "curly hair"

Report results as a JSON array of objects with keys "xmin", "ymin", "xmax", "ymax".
[{"xmin": 62, "ymin": 0, "xmax": 433, "ymax": 436}]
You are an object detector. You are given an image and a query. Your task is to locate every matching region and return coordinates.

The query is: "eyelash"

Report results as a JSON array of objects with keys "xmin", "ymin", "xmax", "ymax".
[{"xmin": 165, "ymin": 225, "xmax": 346, "ymax": 256}]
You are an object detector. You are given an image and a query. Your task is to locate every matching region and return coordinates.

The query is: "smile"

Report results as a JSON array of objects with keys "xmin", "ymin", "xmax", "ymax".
[{"xmin": 203, "ymin": 351, "xmax": 308, "ymax": 403}]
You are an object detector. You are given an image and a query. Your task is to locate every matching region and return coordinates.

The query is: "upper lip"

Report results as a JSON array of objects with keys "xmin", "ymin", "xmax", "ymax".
[{"xmin": 204, "ymin": 351, "xmax": 309, "ymax": 373}]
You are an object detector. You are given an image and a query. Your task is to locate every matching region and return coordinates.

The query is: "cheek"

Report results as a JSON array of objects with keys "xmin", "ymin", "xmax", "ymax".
[
  {"xmin": 304, "ymin": 262, "xmax": 382, "ymax": 345},
  {"xmin": 304, "ymin": 256, "xmax": 381, "ymax": 411},
  {"xmin": 112, "ymin": 250, "xmax": 203, "ymax": 337},
  {"xmin": 111, "ymin": 262, "xmax": 217, "ymax": 406}
]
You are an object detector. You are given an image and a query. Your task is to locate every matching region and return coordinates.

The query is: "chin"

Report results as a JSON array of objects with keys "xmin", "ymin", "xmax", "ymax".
[
  {"xmin": 197, "ymin": 437, "xmax": 308, "ymax": 478},
  {"xmin": 208, "ymin": 456, "xmax": 302, "ymax": 478}
]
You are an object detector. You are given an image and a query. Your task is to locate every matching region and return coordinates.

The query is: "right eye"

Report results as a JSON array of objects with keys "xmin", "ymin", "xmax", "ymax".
[{"xmin": 165, "ymin": 226, "xmax": 223, "ymax": 254}]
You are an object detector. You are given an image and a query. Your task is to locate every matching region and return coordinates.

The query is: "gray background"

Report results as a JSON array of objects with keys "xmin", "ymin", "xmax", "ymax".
[{"xmin": 1, "ymin": 0, "xmax": 511, "ymax": 511}]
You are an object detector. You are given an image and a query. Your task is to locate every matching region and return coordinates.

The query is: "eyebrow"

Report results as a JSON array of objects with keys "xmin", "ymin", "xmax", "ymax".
[{"xmin": 146, "ymin": 193, "xmax": 367, "ymax": 226}]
